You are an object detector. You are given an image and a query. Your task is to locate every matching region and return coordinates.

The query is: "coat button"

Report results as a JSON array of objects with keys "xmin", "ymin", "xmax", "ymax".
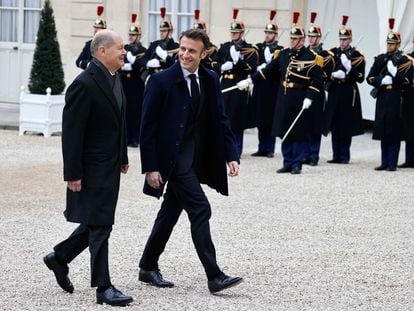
[
  {"xmin": 179, "ymin": 123, "xmax": 184, "ymax": 128},
  {"xmin": 169, "ymin": 160, "xmax": 173, "ymax": 164},
  {"xmin": 183, "ymin": 105, "xmax": 187, "ymax": 110},
  {"xmin": 175, "ymin": 142, "xmax": 180, "ymax": 146}
]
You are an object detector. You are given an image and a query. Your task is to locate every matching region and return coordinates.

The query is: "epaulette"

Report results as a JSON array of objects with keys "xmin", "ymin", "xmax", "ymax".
[
  {"xmin": 273, "ymin": 49, "xmax": 280, "ymax": 59},
  {"xmin": 405, "ymin": 53, "xmax": 414, "ymax": 62},
  {"xmin": 314, "ymin": 54, "xmax": 324, "ymax": 67},
  {"xmin": 241, "ymin": 47, "xmax": 258, "ymax": 60},
  {"xmin": 327, "ymin": 50, "xmax": 334, "ymax": 57}
]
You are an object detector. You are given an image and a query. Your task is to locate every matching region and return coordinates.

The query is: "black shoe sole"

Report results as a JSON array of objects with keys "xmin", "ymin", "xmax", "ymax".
[
  {"xmin": 97, "ymin": 297, "xmax": 134, "ymax": 306},
  {"xmin": 209, "ymin": 278, "xmax": 244, "ymax": 293},
  {"xmin": 138, "ymin": 275, "xmax": 174, "ymax": 288}
]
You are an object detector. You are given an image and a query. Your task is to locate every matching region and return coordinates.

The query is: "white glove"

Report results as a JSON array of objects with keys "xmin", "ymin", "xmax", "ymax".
[
  {"xmin": 221, "ymin": 61, "xmax": 234, "ymax": 72},
  {"xmin": 237, "ymin": 78, "xmax": 253, "ymax": 91},
  {"xmin": 146, "ymin": 58, "xmax": 161, "ymax": 68},
  {"xmin": 387, "ymin": 60, "xmax": 397, "ymax": 77},
  {"xmin": 331, "ymin": 70, "xmax": 346, "ymax": 79},
  {"xmin": 302, "ymin": 98, "xmax": 312, "ymax": 109},
  {"xmin": 257, "ymin": 63, "xmax": 267, "ymax": 71},
  {"xmin": 230, "ymin": 45, "xmax": 240, "ymax": 64},
  {"xmin": 155, "ymin": 46, "xmax": 168, "ymax": 61},
  {"xmin": 121, "ymin": 63, "xmax": 132, "ymax": 71},
  {"xmin": 381, "ymin": 75, "xmax": 393, "ymax": 85},
  {"xmin": 126, "ymin": 51, "xmax": 136, "ymax": 64},
  {"xmin": 264, "ymin": 46, "xmax": 272, "ymax": 64},
  {"xmin": 340, "ymin": 53, "xmax": 352, "ymax": 73}
]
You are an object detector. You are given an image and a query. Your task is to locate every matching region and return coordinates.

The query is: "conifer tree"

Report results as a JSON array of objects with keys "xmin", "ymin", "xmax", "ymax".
[{"xmin": 28, "ymin": 0, "xmax": 65, "ymax": 94}]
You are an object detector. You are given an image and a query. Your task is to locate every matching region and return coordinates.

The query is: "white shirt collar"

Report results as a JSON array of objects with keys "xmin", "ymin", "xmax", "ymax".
[{"xmin": 182, "ymin": 68, "xmax": 199, "ymax": 79}]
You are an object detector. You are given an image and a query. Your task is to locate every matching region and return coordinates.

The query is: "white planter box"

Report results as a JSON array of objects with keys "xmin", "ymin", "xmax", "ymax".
[{"xmin": 19, "ymin": 86, "xmax": 65, "ymax": 137}]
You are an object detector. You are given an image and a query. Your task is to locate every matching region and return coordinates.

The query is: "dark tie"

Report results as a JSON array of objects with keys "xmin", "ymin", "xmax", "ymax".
[{"xmin": 189, "ymin": 74, "xmax": 200, "ymax": 112}]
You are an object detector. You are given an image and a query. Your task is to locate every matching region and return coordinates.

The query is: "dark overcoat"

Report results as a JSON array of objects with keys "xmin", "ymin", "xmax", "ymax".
[
  {"xmin": 366, "ymin": 52, "xmax": 413, "ymax": 141},
  {"xmin": 62, "ymin": 61, "xmax": 128, "ymax": 226},
  {"xmin": 140, "ymin": 61, "xmax": 239, "ymax": 198},
  {"xmin": 402, "ymin": 52, "xmax": 414, "ymax": 141},
  {"xmin": 323, "ymin": 47, "xmax": 365, "ymax": 137}
]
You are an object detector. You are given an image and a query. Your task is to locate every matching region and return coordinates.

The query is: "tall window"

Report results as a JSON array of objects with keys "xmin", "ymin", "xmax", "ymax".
[
  {"xmin": 147, "ymin": 0, "xmax": 200, "ymax": 43},
  {"xmin": 0, "ymin": 0, "xmax": 41, "ymax": 44}
]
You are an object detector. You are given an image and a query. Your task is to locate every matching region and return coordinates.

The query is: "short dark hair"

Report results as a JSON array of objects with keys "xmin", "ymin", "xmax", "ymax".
[{"xmin": 179, "ymin": 28, "xmax": 210, "ymax": 50}]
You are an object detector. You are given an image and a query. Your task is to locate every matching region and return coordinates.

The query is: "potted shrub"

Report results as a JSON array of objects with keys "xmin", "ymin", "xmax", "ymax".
[{"xmin": 19, "ymin": 0, "xmax": 65, "ymax": 137}]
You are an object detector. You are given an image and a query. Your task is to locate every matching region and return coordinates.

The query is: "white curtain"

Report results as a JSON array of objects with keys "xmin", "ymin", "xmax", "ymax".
[
  {"xmin": 0, "ymin": 0, "xmax": 18, "ymax": 42},
  {"xmin": 24, "ymin": 0, "xmax": 41, "ymax": 44}
]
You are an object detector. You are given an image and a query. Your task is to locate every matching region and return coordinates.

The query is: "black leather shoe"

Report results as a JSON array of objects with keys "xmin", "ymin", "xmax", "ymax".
[
  {"xmin": 309, "ymin": 160, "xmax": 318, "ymax": 166},
  {"xmin": 251, "ymin": 151, "xmax": 267, "ymax": 157},
  {"xmin": 266, "ymin": 152, "xmax": 274, "ymax": 158},
  {"xmin": 327, "ymin": 159, "xmax": 340, "ymax": 164},
  {"xmin": 96, "ymin": 286, "xmax": 133, "ymax": 306},
  {"xmin": 276, "ymin": 167, "xmax": 291, "ymax": 173},
  {"xmin": 139, "ymin": 269, "xmax": 174, "ymax": 287},
  {"xmin": 302, "ymin": 159, "xmax": 310, "ymax": 164},
  {"xmin": 397, "ymin": 163, "xmax": 414, "ymax": 168},
  {"xmin": 374, "ymin": 165, "xmax": 387, "ymax": 171},
  {"xmin": 387, "ymin": 166, "xmax": 397, "ymax": 171},
  {"xmin": 291, "ymin": 167, "xmax": 301, "ymax": 174},
  {"xmin": 128, "ymin": 142, "xmax": 139, "ymax": 148},
  {"xmin": 43, "ymin": 252, "xmax": 74, "ymax": 293},
  {"xmin": 208, "ymin": 273, "xmax": 243, "ymax": 293}
]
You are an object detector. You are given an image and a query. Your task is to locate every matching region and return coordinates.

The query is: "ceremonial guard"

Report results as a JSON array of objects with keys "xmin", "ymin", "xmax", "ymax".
[
  {"xmin": 400, "ymin": 39, "xmax": 414, "ymax": 168},
  {"xmin": 135, "ymin": 7, "xmax": 179, "ymax": 81},
  {"xmin": 367, "ymin": 18, "xmax": 413, "ymax": 171},
  {"xmin": 75, "ymin": 6, "xmax": 106, "ymax": 70},
  {"xmin": 324, "ymin": 16, "xmax": 365, "ymax": 164},
  {"xmin": 212, "ymin": 9, "xmax": 258, "ymax": 156},
  {"xmin": 238, "ymin": 12, "xmax": 324, "ymax": 174},
  {"xmin": 250, "ymin": 10, "xmax": 283, "ymax": 158},
  {"xmin": 193, "ymin": 9, "xmax": 218, "ymax": 70},
  {"xmin": 303, "ymin": 12, "xmax": 334, "ymax": 166},
  {"xmin": 120, "ymin": 13, "xmax": 147, "ymax": 147}
]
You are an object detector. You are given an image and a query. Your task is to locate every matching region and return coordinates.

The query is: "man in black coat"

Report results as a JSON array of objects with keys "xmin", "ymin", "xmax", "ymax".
[
  {"xmin": 120, "ymin": 14, "xmax": 147, "ymax": 147},
  {"xmin": 138, "ymin": 28, "xmax": 243, "ymax": 294},
  {"xmin": 324, "ymin": 16, "xmax": 365, "ymax": 164},
  {"xmin": 238, "ymin": 12, "xmax": 324, "ymax": 175},
  {"xmin": 212, "ymin": 9, "xmax": 258, "ymax": 157},
  {"xmin": 250, "ymin": 10, "xmax": 283, "ymax": 158},
  {"xmin": 75, "ymin": 5, "xmax": 106, "ymax": 70},
  {"xmin": 400, "ymin": 41, "xmax": 414, "ymax": 168},
  {"xmin": 43, "ymin": 30, "xmax": 133, "ymax": 306},
  {"xmin": 367, "ymin": 19, "xmax": 413, "ymax": 171}
]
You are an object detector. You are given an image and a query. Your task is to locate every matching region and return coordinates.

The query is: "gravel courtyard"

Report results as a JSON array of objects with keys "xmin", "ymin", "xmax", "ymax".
[{"xmin": 1, "ymin": 128, "xmax": 414, "ymax": 310}]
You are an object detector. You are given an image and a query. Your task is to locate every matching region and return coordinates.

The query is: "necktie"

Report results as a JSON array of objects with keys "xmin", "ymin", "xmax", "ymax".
[{"xmin": 189, "ymin": 74, "xmax": 200, "ymax": 112}]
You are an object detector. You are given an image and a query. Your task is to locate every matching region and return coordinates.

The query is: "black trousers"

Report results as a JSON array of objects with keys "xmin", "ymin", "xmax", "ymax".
[
  {"xmin": 53, "ymin": 224, "xmax": 112, "ymax": 287},
  {"xmin": 139, "ymin": 168, "xmax": 221, "ymax": 280}
]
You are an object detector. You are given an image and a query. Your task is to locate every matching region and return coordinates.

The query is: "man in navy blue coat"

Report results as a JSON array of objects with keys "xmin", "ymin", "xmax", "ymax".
[{"xmin": 138, "ymin": 28, "xmax": 243, "ymax": 293}]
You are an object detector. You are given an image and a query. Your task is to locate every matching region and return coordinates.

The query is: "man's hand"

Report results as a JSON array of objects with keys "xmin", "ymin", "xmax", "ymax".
[
  {"xmin": 67, "ymin": 179, "xmax": 82, "ymax": 192},
  {"xmin": 302, "ymin": 98, "xmax": 312, "ymax": 109},
  {"xmin": 227, "ymin": 161, "xmax": 239, "ymax": 177},
  {"xmin": 237, "ymin": 78, "xmax": 253, "ymax": 91},
  {"xmin": 155, "ymin": 46, "xmax": 168, "ymax": 60},
  {"xmin": 146, "ymin": 58, "xmax": 161, "ymax": 68},
  {"xmin": 387, "ymin": 60, "xmax": 397, "ymax": 77},
  {"xmin": 221, "ymin": 61, "xmax": 233, "ymax": 72},
  {"xmin": 264, "ymin": 46, "xmax": 272, "ymax": 63},
  {"xmin": 381, "ymin": 75, "xmax": 393, "ymax": 86},
  {"xmin": 230, "ymin": 45, "xmax": 240, "ymax": 64},
  {"xmin": 126, "ymin": 51, "xmax": 136, "ymax": 64},
  {"xmin": 145, "ymin": 171, "xmax": 163, "ymax": 189},
  {"xmin": 121, "ymin": 164, "xmax": 129, "ymax": 174},
  {"xmin": 331, "ymin": 70, "xmax": 346, "ymax": 79},
  {"xmin": 340, "ymin": 53, "xmax": 352, "ymax": 73}
]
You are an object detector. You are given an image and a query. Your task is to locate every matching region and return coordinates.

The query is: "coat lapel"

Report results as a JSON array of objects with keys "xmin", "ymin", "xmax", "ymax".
[{"xmin": 88, "ymin": 62, "xmax": 121, "ymax": 121}]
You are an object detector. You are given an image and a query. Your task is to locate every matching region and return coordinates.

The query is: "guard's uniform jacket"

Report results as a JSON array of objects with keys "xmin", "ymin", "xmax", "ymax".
[
  {"xmin": 367, "ymin": 51, "xmax": 413, "ymax": 142},
  {"xmin": 120, "ymin": 42, "xmax": 147, "ymax": 145},
  {"xmin": 201, "ymin": 42, "xmax": 219, "ymax": 70},
  {"xmin": 308, "ymin": 45, "xmax": 334, "ymax": 136},
  {"xmin": 251, "ymin": 41, "xmax": 284, "ymax": 132},
  {"xmin": 136, "ymin": 38, "xmax": 179, "ymax": 79},
  {"xmin": 324, "ymin": 47, "xmax": 365, "ymax": 137},
  {"xmin": 401, "ymin": 52, "xmax": 414, "ymax": 165},
  {"xmin": 76, "ymin": 40, "xmax": 92, "ymax": 70},
  {"xmin": 213, "ymin": 40, "xmax": 258, "ymax": 132},
  {"xmin": 253, "ymin": 46, "xmax": 324, "ymax": 140}
]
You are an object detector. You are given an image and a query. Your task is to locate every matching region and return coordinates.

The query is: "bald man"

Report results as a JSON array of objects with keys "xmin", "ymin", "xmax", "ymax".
[{"xmin": 43, "ymin": 30, "xmax": 133, "ymax": 306}]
